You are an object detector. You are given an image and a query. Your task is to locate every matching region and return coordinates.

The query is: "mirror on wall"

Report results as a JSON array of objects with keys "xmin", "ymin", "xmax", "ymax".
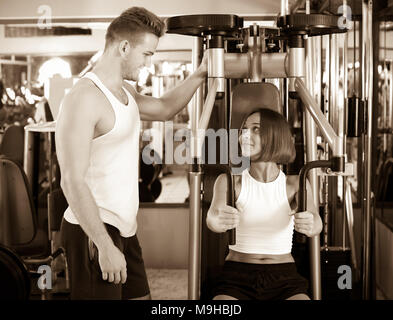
[
  {"xmin": 138, "ymin": 61, "xmax": 193, "ymax": 204},
  {"xmin": 0, "ymin": 20, "xmax": 193, "ymax": 205}
]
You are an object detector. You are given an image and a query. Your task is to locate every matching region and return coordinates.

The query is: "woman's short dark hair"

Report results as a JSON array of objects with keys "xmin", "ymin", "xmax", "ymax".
[
  {"xmin": 242, "ymin": 108, "xmax": 296, "ymax": 164},
  {"xmin": 105, "ymin": 7, "xmax": 166, "ymax": 50}
]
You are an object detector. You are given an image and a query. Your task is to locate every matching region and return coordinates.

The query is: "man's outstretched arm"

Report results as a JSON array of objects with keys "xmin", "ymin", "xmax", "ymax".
[{"xmin": 125, "ymin": 56, "xmax": 207, "ymax": 121}]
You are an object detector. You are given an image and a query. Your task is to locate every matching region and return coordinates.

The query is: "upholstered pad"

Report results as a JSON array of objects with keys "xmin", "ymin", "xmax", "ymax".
[{"xmin": 230, "ymin": 82, "xmax": 281, "ymax": 130}]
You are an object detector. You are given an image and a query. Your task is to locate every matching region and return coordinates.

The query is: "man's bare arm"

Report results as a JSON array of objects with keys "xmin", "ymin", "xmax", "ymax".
[
  {"xmin": 55, "ymin": 84, "xmax": 127, "ymax": 284},
  {"xmin": 206, "ymin": 174, "xmax": 240, "ymax": 233}
]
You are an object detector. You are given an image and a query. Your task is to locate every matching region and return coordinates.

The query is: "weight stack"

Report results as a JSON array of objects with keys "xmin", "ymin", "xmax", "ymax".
[{"xmin": 321, "ymin": 247, "xmax": 352, "ymax": 300}]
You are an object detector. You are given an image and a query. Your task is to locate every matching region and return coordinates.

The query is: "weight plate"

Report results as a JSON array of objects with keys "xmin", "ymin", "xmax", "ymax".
[
  {"xmin": 278, "ymin": 14, "xmax": 347, "ymax": 36},
  {"xmin": 166, "ymin": 14, "xmax": 243, "ymax": 37},
  {"xmin": 0, "ymin": 246, "xmax": 31, "ymax": 300}
]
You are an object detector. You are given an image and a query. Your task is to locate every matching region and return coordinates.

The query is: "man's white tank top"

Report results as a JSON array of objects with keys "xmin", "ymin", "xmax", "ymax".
[
  {"xmin": 63, "ymin": 72, "xmax": 140, "ymax": 237},
  {"xmin": 229, "ymin": 169, "xmax": 294, "ymax": 255}
]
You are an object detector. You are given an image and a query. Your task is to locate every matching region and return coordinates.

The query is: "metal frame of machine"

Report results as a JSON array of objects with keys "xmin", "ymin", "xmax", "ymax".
[{"xmin": 166, "ymin": 0, "xmax": 375, "ymax": 301}]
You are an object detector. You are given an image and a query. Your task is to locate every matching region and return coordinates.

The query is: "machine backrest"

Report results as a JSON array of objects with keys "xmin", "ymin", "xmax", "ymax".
[
  {"xmin": 230, "ymin": 82, "xmax": 282, "ymax": 130},
  {"xmin": 0, "ymin": 157, "xmax": 36, "ymax": 247},
  {"xmin": 0, "ymin": 125, "xmax": 24, "ymax": 166}
]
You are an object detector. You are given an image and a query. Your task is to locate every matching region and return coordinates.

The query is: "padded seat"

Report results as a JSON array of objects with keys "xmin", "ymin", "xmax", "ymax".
[
  {"xmin": 0, "ymin": 156, "xmax": 49, "ymax": 257},
  {"xmin": 0, "ymin": 125, "xmax": 24, "ymax": 166},
  {"xmin": 0, "ymin": 156, "xmax": 69, "ymax": 299},
  {"xmin": 13, "ymin": 229, "xmax": 49, "ymax": 257}
]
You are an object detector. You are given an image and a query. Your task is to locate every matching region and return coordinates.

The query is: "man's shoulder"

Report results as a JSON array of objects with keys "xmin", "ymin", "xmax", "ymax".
[
  {"xmin": 63, "ymin": 78, "xmax": 104, "ymax": 109},
  {"xmin": 58, "ymin": 79, "xmax": 106, "ymax": 125}
]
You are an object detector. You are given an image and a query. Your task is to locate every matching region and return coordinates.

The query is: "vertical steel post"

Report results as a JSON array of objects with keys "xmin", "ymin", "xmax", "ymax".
[
  {"xmin": 191, "ymin": 37, "xmax": 204, "ymax": 134},
  {"xmin": 361, "ymin": 0, "xmax": 368, "ymax": 299},
  {"xmin": 188, "ymin": 170, "xmax": 202, "ymax": 300},
  {"xmin": 188, "ymin": 37, "xmax": 204, "ymax": 300},
  {"xmin": 342, "ymin": 2, "xmax": 349, "ymax": 248},
  {"xmin": 305, "ymin": 35, "xmax": 322, "ymax": 300},
  {"xmin": 362, "ymin": 0, "xmax": 373, "ymax": 300},
  {"xmin": 329, "ymin": 33, "xmax": 339, "ymax": 244},
  {"xmin": 281, "ymin": 0, "xmax": 289, "ymax": 16}
]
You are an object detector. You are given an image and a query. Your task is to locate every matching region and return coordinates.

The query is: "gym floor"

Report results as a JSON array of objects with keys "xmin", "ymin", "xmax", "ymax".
[
  {"xmin": 155, "ymin": 169, "xmax": 189, "ymax": 203},
  {"xmin": 29, "ymin": 268, "xmax": 188, "ymax": 300}
]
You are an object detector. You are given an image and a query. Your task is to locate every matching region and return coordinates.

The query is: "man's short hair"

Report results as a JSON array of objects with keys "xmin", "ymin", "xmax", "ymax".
[
  {"xmin": 105, "ymin": 7, "xmax": 166, "ymax": 50},
  {"xmin": 242, "ymin": 108, "xmax": 296, "ymax": 164}
]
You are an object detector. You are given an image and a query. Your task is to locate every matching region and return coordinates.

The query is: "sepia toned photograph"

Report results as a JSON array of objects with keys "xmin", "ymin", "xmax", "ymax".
[{"xmin": 0, "ymin": 0, "xmax": 391, "ymax": 313}]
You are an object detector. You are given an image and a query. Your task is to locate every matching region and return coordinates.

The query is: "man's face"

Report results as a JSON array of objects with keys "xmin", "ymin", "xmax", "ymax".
[{"xmin": 121, "ymin": 32, "xmax": 159, "ymax": 81}]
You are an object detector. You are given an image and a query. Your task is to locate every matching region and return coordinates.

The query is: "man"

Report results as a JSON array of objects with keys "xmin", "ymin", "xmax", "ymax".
[{"xmin": 56, "ymin": 7, "xmax": 207, "ymax": 299}]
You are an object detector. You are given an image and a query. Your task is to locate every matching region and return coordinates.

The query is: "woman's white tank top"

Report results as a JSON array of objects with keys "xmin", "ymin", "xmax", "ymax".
[{"xmin": 229, "ymin": 169, "xmax": 294, "ymax": 255}]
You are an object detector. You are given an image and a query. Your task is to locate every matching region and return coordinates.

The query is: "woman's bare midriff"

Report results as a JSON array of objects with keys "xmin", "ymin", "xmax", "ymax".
[{"xmin": 226, "ymin": 249, "xmax": 295, "ymax": 264}]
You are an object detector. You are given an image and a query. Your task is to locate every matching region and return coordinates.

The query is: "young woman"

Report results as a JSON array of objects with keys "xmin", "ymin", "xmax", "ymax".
[{"xmin": 206, "ymin": 108, "xmax": 322, "ymax": 300}]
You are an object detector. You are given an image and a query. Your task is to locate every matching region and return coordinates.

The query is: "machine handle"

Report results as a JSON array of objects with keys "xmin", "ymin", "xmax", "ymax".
[
  {"xmin": 296, "ymin": 160, "xmax": 333, "ymax": 244},
  {"xmin": 226, "ymin": 172, "xmax": 236, "ymax": 245}
]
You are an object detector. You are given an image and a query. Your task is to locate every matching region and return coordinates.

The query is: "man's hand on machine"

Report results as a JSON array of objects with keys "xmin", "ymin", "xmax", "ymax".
[
  {"xmin": 97, "ymin": 243, "xmax": 128, "ymax": 284},
  {"xmin": 291, "ymin": 211, "xmax": 316, "ymax": 237},
  {"xmin": 206, "ymin": 205, "xmax": 240, "ymax": 233},
  {"xmin": 195, "ymin": 52, "xmax": 208, "ymax": 78}
]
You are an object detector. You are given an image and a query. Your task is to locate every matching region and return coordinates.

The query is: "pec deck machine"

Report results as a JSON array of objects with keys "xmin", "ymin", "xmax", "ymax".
[{"xmin": 166, "ymin": 0, "xmax": 374, "ymax": 301}]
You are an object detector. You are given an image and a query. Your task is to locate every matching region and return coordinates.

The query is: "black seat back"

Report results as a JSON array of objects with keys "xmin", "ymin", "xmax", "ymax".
[
  {"xmin": 0, "ymin": 125, "xmax": 24, "ymax": 166},
  {"xmin": 0, "ymin": 157, "xmax": 36, "ymax": 247}
]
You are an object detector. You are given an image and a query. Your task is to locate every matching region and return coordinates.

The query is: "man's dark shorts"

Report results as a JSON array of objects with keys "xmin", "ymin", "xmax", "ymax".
[{"xmin": 60, "ymin": 218, "xmax": 150, "ymax": 300}]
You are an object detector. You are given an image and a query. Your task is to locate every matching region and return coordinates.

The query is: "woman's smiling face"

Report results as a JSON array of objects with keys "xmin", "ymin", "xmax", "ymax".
[{"xmin": 239, "ymin": 112, "xmax": 261, "ymax": 159}]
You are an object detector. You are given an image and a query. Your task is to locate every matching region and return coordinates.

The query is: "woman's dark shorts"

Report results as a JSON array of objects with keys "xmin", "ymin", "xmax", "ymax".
[{"xmin": 211, "ymin": 261, "xmax": 309, "ymax": 300}]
